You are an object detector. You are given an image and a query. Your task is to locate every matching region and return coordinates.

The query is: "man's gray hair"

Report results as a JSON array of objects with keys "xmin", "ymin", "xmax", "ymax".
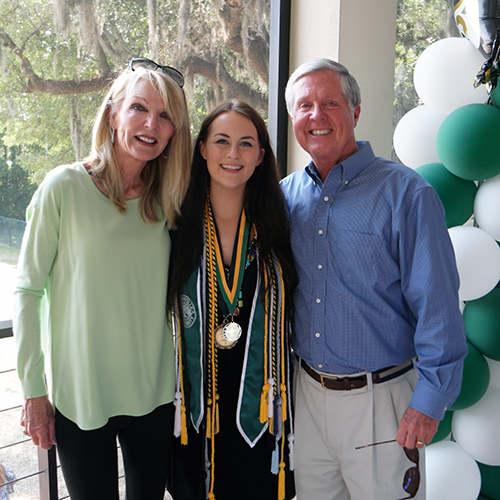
[{"xmin": 285, "ymin": 58, "xmax": 361, "ymax": 115}]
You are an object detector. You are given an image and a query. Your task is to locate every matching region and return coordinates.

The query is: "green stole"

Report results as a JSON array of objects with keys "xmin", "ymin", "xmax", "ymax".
[
  {"xmin": 180, "ymin": 245, "xmax": 268, "ymax": 445},
  {"xmin": 172, "ymin": 199, "xmax": 291, "ymax": 499}
]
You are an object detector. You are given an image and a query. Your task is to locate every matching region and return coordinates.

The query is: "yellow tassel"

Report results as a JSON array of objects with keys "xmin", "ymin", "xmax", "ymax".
[
  {"xmin": 268, "ymin": 416, "xmax": 274, "ymax": 434},
  {"xmin": 208, "ymin": 493, "xmax": 216, "ymax": 500},
  {"xmin": 259, "ymin": 382, "xmax": 270, "ymax": 423},
  {"xmin": 280, "ymin": 383, "xmax": 287, "ymax": 422},
  {"xmin": 206, "ymin": 398, "xmax": 212, "ymax": 438},
  {"xmin": 278, "ymin": 461, "xmax": 286, "ymax": 500},
  {"xmin": 180, "ymin": 404, "xmax": 188, "ymax": 445}
]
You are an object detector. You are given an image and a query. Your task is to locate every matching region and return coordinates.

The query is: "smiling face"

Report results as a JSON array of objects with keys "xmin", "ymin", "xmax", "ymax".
[
  {"xmin": 109, "ymin": 78, "xmax": 175, "ymax": 171},
  {"xmin": 291, "ymin": 69, "xmax": 361, "ymax": 180},
  {"xmin": 200, "ymin": 111, "xmax": 265, "ymax": 198}
]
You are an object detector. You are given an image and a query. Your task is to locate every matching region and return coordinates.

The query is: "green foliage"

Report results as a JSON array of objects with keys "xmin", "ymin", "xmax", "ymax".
[
  {"xmin": 0, "ymin": 0, "xmax": 108, "ymax": 179},
  {"xmin": 0, "ymin": 0, "xmax": 270, "ymax": 189},
  {"xmin": 1, "ymin": 92, "xmax": 106, "ymax": 181},
  {"xmin": 0, "ymin": 135, "xmax": 37, "ymax": 220},
  {"xmin": 394, "ymin": 0, "xmax": 458, "ymax": 126},
  {"xmin": 0, "ymin": 0, "xmax": 461, "ymax": 213}
]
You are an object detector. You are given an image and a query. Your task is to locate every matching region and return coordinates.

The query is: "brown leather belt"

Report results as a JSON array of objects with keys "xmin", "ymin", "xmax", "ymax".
[{"xmin": 300, "ymin": 359, "xmax": 414, "ymax": 391}]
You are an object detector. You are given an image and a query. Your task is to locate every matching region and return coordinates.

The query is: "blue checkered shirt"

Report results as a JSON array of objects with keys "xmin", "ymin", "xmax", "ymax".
[{"xmin": 281, "ymin": 141, "xmax": 467, "ymax": 420}]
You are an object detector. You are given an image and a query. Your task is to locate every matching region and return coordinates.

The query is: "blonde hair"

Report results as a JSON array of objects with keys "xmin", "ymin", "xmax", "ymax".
[{"xmin": 84, "ymin": 66, "xmax": 192, "ymax": 228}]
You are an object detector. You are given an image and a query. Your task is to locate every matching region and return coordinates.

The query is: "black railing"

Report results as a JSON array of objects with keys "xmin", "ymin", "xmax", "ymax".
[
  {"xmin": 0, "ymin": 333, "xmax": 60, "ymax": 499},
  {"xmin": 0, "ymin": 320, "xmax": 13, "ymax": 339},
  {"xmin": 0, "ymin": 334, "xmax": 132, "ymax": 499},
  {"xmin": 0, "ymin": 216, "xmax": 25, "ymax": 251}
]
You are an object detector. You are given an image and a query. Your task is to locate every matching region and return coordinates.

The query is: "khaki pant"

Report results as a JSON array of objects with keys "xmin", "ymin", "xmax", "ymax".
[{"xmin": 293, "ymin": 360, "xmax": 426, "ymax": 500}]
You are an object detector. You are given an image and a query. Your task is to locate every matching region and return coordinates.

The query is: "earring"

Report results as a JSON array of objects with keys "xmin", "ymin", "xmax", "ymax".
[
  {"xmin": 110, "ymin": 128, "xmax": 115, "ymax": 145},
  {"xmin": 161, "ymin": 152, "xmax": 168, "ymax": 159}
]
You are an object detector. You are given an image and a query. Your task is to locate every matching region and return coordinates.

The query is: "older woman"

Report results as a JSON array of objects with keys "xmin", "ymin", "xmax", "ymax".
[{"xmin": 13, "ymin": 58, "xmax": 191, "ymax": 500}]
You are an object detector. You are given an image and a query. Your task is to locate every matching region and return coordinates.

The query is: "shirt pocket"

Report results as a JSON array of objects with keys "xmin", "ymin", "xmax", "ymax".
[{"xmin": 331, "ymin": 229, "xmax": 382, "ymax": 286}]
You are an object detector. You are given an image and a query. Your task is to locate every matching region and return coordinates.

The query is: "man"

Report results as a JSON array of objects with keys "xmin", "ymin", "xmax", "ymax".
[{"xmin": 280, "ymin": 58, "xmax": 467, "ymax": 500}]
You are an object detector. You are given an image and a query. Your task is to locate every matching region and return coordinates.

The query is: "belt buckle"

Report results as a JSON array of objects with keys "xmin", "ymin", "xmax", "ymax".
[{"xmin": 320, "ymin": 374, "xmax": 338, "ymax": 389}]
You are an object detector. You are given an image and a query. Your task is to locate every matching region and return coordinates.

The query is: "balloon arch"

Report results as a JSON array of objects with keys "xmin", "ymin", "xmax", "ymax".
[{"xmin": 392, "ymin": 3, "xmax": 500, "ymax": 497}]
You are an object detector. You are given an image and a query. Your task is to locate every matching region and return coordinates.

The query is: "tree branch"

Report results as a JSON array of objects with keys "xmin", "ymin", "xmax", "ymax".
[
  {"xmin": 182, "ymin": 54, "xmax": 267, "ymax": 111},
  {"xmin": 0, "ymin": 30, "xmax": 115, "ymax": 95},
  {"xmin": 219, "ymin": 0, "xmax": 269, "ymax": 82}
]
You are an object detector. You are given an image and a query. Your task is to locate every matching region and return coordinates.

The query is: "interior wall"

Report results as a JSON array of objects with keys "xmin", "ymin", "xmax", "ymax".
[{"xmin": 286, "ymin": 0, "xmax": 398, "ymax": 173}]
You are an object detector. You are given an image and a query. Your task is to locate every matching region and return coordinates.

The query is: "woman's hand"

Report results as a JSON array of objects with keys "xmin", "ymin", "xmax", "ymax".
[{"xmin": 21, "ymin": 396, "xmax": 57, "ymax": 450}]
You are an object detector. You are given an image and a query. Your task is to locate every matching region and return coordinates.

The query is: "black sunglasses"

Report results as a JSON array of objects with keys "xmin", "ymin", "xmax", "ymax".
[
  {"xmin": 129, "ymin": 57, "xmax": 184, "ymax": 88},
  {"xmin": 355, "ymin": 439, "xmax": 420, "ymax": 500},
  {"xmin": 398, "ymin": 446, "xmax": 420, "ymax": 499}
]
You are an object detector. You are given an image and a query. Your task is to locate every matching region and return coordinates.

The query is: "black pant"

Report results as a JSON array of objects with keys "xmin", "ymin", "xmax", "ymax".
[{"xmin": 55, "ymin": 403, "xmax": 174, "ymax": 500}]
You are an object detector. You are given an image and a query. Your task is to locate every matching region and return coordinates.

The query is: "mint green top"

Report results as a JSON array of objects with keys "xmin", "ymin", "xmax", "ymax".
[{"xmin": 13, "ymin": 163, "xmax": 175, "ymax": 430}]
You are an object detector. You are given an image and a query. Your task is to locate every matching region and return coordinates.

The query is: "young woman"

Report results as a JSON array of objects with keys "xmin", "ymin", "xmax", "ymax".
[
  {"xmin": 14, "ymin": 58, "xmax": 192, "ymax": 500},
  {"xmin": 169, "ymin": 101, "xmax": 297, "ymax": 500}
]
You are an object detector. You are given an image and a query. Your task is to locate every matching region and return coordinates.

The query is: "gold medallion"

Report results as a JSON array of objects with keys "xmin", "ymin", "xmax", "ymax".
[{"xmin": 214, "ymin": 320, "xmax": 242, "ymax": 349}]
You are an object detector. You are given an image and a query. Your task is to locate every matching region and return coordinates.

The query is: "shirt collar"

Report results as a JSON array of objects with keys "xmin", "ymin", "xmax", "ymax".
[{"xmin": 305, "ymin": 141, "xmax": 374, "ymax": 185}]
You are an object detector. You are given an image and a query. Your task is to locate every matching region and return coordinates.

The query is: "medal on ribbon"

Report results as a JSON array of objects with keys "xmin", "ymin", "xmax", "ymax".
[{"xmin": 213, "ymin": 210, "xmax": 249, "ymax": 349}]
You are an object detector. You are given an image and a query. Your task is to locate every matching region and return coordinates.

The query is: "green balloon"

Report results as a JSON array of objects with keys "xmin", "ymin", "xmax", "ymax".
[
  {"xmin": 464, "ymin": 288, "xmax": 500, "ymax": 360},
  {"xmin": 431, "ymin": 410, "xmax": 453, "ymax": 443},
  {"xmin": 416, "ymin": 163, "xmax": 477, "ymax": 227},
  {"xmin": 478, "ymin": 462, "xmax": 500, "ymax": 500},
  {"xmin": 491, "ymin": 84, "xmax": 500, "ymax": 110},
  {"xmin": 436, "ymin": 103, "xmax": 500, "ymax": 181},
  {"xmin": 449, "ymin": 341, "xmax": 490, "ymax": 410}
]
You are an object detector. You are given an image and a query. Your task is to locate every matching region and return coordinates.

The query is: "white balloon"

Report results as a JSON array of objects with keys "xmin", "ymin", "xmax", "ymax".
[
  {"xmin": 486, "ymin": 357, "xmax": 500, "ymax": 390},
  {"xmin": 448, "ymin": 226, "xmax": 500, "ymax": 301},
  {"xmin": 475, "ymin": 173, "xmax": 500, "ymax": 241},
  {"xmin": 425, "ymin": 440, "xmax": 481, "ymax": 499},
  {"xmin": 453, "ymin": 388, "xmax": 500, "ymax": 465},
  {"xmin": 393, "ymin": 105, "xmax": 446, "ymax": 168},
  {"xmin": 414, "ymin": 37, "xmax": 488, "ymax": 115}
]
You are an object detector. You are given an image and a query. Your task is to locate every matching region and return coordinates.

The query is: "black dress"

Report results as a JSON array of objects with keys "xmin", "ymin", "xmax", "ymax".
[{"xmin": 171, "ymin": 256, "xmax": 295, "ymax": 500}]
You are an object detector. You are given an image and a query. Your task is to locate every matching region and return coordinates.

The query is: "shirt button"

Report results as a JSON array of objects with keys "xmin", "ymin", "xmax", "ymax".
[
  {"xmin": 324, "ymin": 196, "xmax": 329, "ymax": 202},
  {"xmin": 315, "ymin": 332, "xmax": 320, "ymax": 338},
  {"xmin": 316, "ymin": 298, "xmax": 321, "ymax": 303},
  {"xmin": 317, "ymin": 264, "xmax": 323, "ymax": 270},
  {"xmin": 318, "ymin": 364, "xmax": 323, "ymax": 369},
  {"xmin": 318, "ymin": 229, "xmax": 323, "ymax": 235}
]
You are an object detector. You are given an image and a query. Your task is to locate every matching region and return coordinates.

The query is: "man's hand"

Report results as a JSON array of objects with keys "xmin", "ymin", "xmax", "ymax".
[
  {"xmin": 396, "ymin": 406, "xmax": 438, "ymax": 449},
  {"xmin": 21, "ymin": 395, "xmax": 57, "ymax": 450}
]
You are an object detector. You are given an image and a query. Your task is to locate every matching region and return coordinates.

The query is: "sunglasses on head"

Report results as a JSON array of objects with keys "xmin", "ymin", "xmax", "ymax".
[
  {"xmin": 355, "ymin": 439, "xmax": 420, "ymax": 500},
  {"xmin": 129, "ymin": 57, "xmax": 184, "ymax": 88}
]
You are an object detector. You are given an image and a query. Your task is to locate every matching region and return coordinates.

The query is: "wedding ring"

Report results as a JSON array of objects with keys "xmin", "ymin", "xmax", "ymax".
[{"xmin": 416, "ymin": 440, "xmax": 424, "ymax": 445}]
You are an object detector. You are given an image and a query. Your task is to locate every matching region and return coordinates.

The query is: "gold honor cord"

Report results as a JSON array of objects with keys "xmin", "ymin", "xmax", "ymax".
[
  {"xmin": 205, "ymin": 198, "xmax": 250, "ymax": 498},
  {"xmin": 174, "ymin": 300, "xmax": 188, "ymax": 445},
  {"xmin": 277, "ymin": 259, "xmax": 287, "ymax": 500},
  {"xmin": 204, "ymin": 197, "xmax": 289, "ymax": 499},
  {"xmin": 205, "ymin": 199, "xmax": 219, "ymax": 500}
]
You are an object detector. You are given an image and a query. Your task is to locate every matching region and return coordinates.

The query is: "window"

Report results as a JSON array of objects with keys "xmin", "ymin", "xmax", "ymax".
[
  {"xmin": 0, "ymin": 1, "xmax": 288, "ymax": 497},
  {"xmin": 0, "ymin": 0, "xmax": 282, "ymax": 330}
]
